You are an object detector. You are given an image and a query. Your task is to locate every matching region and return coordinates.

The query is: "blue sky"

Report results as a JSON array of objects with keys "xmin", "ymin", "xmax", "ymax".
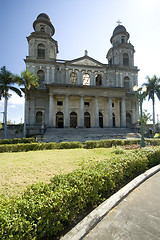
[{"xmin": 1, "ymin": 0, "xmax": 160, "ymax": 123}]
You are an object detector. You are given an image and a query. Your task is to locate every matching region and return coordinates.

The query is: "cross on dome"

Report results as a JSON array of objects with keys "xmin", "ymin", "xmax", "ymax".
[{"xmin": 116, "ymin": 20, "xmax": 122, "ymax": 25}]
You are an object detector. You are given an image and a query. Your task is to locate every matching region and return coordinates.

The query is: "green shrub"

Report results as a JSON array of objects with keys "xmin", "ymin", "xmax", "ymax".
[
  {"xmin": 0, "ymin": 141, "xmax": 83, "ymax": 153},
  {"xmin": 0, "ymin": 137, "xmax": 36, "ymax": 145},
  {"xmin": 113, "ymin": 146, "xmax": 125, "ymax": 154},
  {"xmin": 154, "ymin": 133, "xmax": 160, "ymax": 138}
]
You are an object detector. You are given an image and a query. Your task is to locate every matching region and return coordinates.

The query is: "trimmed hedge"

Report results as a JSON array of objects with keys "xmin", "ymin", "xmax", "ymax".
[
  {"xmin": 85, "ymin": 138, "xmax": 160, "ymax": 149},
  {"xmin": 0, "ymin": 138, "xmax": 160, "ymax": 153},
  {"xmin": 0, "ymin": 141, "xmax": 83, "ymax": 153},
  {"xmin": 0, "ymin": 137, "xmax": 36, "ymax": 145},
  {"xmin": 0, "ymin": 147, "xmax": 160, "ymax": 239}
]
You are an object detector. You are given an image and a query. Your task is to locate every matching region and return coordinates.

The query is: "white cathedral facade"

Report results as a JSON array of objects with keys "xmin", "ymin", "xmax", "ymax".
[{"xmin": 25, "ymin": 13, "xmax": 139, "ymax": 134}]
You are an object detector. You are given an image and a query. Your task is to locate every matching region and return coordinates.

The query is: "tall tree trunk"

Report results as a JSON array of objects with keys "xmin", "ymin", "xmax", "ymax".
[
  {"xmin": 4, "ymin": 96, "xmax": 8, "ymax": 139},
  {"xmin": 24, "ymin": 96, "xmax": 27, "ymax": 138},
  {"xmin": 152, "ymin": 95, "xmax": 156, "ymax": 133}
]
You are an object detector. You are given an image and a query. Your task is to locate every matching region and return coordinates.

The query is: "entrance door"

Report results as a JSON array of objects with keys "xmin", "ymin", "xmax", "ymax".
[
  {"xmin": 70, "ymin": 112, "xmax": 77, "ymax": 128},
  {"xmin": 99, "ymin": 112, "xmax": 103, "ymax": 128},
  {"xmin": 126, "ymin": 113, "xmax": 131, "ymax": 126},
  {"xmin": 84, "ymin": 112, "xmax": 90, "ymax": 128},
  {"xmin": 113, "ymin": 113, "xmax": 115, "ymax": 127},
  {"xmin": 56, "ymin": 112, "xmax": 64, "ymax": 128}
]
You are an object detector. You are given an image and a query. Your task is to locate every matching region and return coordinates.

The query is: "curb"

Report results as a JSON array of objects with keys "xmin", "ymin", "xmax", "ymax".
[{"xmin": 60, "ymin": 164, "xmax": 160, "ymax": 240}]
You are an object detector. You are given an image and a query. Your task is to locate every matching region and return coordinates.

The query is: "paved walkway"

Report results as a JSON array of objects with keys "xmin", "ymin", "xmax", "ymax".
[{"xmin": 84, "ymin": 171, "xmax": 160, "ymax": 240}]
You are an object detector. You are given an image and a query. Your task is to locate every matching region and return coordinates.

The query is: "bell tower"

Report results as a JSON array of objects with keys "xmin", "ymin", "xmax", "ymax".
[
  {"xmin": 107, "ymin": 23, "xmax": 135, "ymax": 67},
  {"xmin": 26, "ymin": 13, "xmax": 58, "ymax": 60}
]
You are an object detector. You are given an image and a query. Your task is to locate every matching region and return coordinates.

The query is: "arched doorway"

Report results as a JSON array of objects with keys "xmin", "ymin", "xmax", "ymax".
[
  {"xmin": 70, "ymin": 112, "xmax": 77, "ymax": 128},
  {"xmin": 84, "ymin": 112, "xmax": 91, "ymax": 128},
  {"xmin": 36, "ymin": 111, "xmax": 43, "ymax": 124},
  {"xmin": 56, "ymin": 112, "xmax": 64, "ymax": 128},
  {"xmin": 99, "ymin": 112, "xmax": 103, "ymax": 128},
  {"xmin": 113, "ymin": 113, "xmax": 115, "ymax": 127}
]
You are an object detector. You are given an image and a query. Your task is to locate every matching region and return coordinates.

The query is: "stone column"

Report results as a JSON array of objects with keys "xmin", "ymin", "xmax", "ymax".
[
  {"xmin": 46, "ymin": 67, "xmax": 50, "ymax": 84},
  {"xmin": 131, "ymin": 101, "xmax": 136, "ymax": 124},
  {"xmin": 49, "ymin": 94, "xmax": 54, "ymax": 127},
  {"xmin": 115, "ymin": 71, "xmax": 119, "ymax": 87},
  {"xmin": 78, "ymin": 71, "xmax": 83, "ymax": 85},
  {"xmin": 65, "ymin": 69, "xmax": 70, "ymax": 84},
  {"xmin": 80, "ymin": 96, "xmax": 84, "ymax": 127},
  {"xmin": 120, "ymin": 73, "xmax": 123, "ymax": 87},
  {"xmin": 90, "ymin": 72, "xmax": 95, "ymax": 86},
  {"xmin": 51, "ymin": 67, "xmax": 55, "ymax": 83},
  {"xmin": 121, "ymin": 98, "xmax": 126, "ymax": 127},
  {"xmin": 95, "ymin": 97, "xmax": 99, "ymax": 127},
  {"xmin": 108, "ymin": 97, "xmax": 113, "ymax": 127},
  {"xmin": 30, "ymin": 98, "xmax": 35, "ymax": 125},
  {"xmin": 64, "ymin": 95, "xmax": 70, "ymax": 127}
]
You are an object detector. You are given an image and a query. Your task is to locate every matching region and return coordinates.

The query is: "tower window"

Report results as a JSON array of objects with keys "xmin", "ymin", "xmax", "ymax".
[
  {"xmin": 121, "ymin": 36, "xmax": 125, "ymax": 43},
  {"xmin": 37, "ymin": 43, "xmax": 45, "ymax": 58},
  {"xmin": 37, "ymin": 70, "xmax": 45, "ymax": 87},
  {"xmin": 96, "ymin": 74, "xmax": 102, "ymax": 86},
  {"xmin": 41, "ymin": 27, "xmax": 45, "ymax": 32},
  {"xmin": 123, "ymin": 53, "xmax": 129, "ymax": 66},
  {"xmin": 124, "ymin": 76, "xmax": 130, "ymax": 89}
]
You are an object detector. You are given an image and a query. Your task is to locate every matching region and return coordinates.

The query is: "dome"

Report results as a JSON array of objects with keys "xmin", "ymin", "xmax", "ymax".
[
  {"xmin": 110, "ymin": 24, "xmax": 129, "ymax": 43},
  {"xmin": 113, "ymin": 25, "xmax": 127, "ymax": 36},
  {"xmin": 37, "ymin": 13, "xmax": 52, "ymax": 23},
  {"xmin": 33, "ymin": 13, "xmax": 55, "ymax": 36}
]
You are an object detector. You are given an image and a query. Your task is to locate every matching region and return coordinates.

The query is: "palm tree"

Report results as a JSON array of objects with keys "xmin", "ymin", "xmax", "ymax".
[
  {"xmin": 143, "ymin": 75, "xmax": 160, "ymax": 133},
  {"xmin": 18, "ymin": 69, "xmax": 39, "ymax": 137},
  {"xmin": 0, "ymin": 66, "xmax": 22, "ymax": 139}
]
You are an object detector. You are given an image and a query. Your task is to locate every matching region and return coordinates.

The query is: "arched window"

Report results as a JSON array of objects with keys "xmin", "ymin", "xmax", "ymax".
[
  {"xmin": 84, "ymin": 112, "xmax": 91, "ymax": 128},
  {"xmin": 36, "ymin": 111, "xmax": 42, "ymax": 124},
  {"xmin": 56, "ymin": 112, "xmax": 64, "ymax": 128},
  {"xmin": 99, "ymin": 112, "xmax": 103, "ymax": 128},
  {"xmin": 70, "ymin": 72, "xmax": 77, "ymax": 84},
  {"xmin": 124, "ymin": 76, "xmax": 130, "ymax": 89},
  {"xmin": 123, "ymin": 53, "xmax": 129, "ymax": 66},
  {"xmin": 37, "ymin": 43, "xmax": 45, "ymax": 58},
  {"xmin": 96, "ymin": 74, "xmax": 102, "ymax": 86},
  {"xmin": 37, "ymin": 70, "xmax": 45, "ymax": 87},
  {"xmin": 40, "ymin": 27, "xmax": 45, "ymax": 32},
  {"xmin": 70, "ymin": 112, "xmax": 77, "ymax": 128},
  {"xmin": 83, "ymin": 73, "xmax": 90, "ymax": 85}
]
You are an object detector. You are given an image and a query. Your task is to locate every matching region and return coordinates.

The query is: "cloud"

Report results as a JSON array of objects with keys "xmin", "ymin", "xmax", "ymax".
[{"xmin": 8, "ymin": 91, "xmax": 24, "ymax": 106}]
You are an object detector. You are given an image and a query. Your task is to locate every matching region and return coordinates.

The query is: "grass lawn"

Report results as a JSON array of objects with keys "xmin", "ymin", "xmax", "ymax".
[{"xmin": 0, "ymin": 148, "xmax": 114, "ymax": 196}]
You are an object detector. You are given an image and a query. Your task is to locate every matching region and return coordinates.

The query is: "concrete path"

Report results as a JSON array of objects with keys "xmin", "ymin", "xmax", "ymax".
[
  {"xmin": 84, "ymin": 170, "xmax": 160, "ymax": 240},
  {"xmin": 61, "ymin": 165, "xmax": 160, "ymax": 240}
]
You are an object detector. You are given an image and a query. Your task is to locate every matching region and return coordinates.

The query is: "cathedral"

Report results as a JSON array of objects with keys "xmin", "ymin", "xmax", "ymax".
[{"xmin": 24, "ymin": 13, "xmax": 139, "ymax": 135}]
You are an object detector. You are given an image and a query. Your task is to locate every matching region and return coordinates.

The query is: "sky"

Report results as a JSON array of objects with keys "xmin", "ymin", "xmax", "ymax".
[{"xmin": 0, "ymin": 0, "xmax": 160, "ymax": 124}]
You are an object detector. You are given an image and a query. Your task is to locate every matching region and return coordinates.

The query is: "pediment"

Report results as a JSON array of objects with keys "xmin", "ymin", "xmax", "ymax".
[{"xmin": 66, "ymin": 56, "xmax": 103, "ymax": 67}]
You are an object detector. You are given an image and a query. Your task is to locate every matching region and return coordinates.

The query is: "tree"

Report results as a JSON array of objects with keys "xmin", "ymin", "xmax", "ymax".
[
  {"xmin": 143, "ymin": 75, "xmax": 160, "ymax": 133},
  {"xmin": 18, "ymin": 69, "xmax": 39, "ymax": 137},
  {"xmin": 0, "ymin": 66, "xmax": 22, "ymax": 139}
]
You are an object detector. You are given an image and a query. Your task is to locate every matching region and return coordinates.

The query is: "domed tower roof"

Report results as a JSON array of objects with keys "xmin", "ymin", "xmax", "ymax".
[
  {"xmin": 33, "ymin": 13, "xmax": 55, "ymax": 36},
  {"xmin": 37, "ymin": 13, "xmax": 52, "ymax": 22},
  {"xmin": 110, "ymin": 24, "xmax": 129, "ymax": 43}
]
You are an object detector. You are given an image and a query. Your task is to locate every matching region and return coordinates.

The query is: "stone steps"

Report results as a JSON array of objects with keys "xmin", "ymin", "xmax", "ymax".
[{"xmin": 42, "ymin": 127, "xmax": 140, "ymax": 143}]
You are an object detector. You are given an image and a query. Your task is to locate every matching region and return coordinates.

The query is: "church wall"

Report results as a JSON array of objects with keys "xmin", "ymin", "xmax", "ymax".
[{"xmin": 25, "ymin": 14, "xmax": 139, "ymax": 133}]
